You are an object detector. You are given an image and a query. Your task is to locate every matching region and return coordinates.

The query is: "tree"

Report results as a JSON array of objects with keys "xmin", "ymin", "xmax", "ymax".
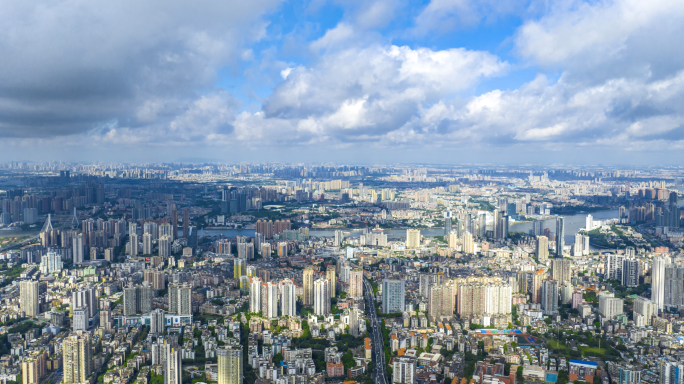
[
  {"xmin": 272, "ymin": 353, "xmax": 283, "ymax": 366},
  {"xmin": 341, "ymin": 352, "xmax": 355, "ymax": 370},
  {"xmin": 516, "ymin": 366, "xmax": 523, "ymax": 381}
]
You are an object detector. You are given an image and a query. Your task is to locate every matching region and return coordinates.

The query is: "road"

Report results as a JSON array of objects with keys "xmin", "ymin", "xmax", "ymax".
[
  {"xmin": 364, "ymin": 278, "xmax": 389, "ymax": 384},
  {"xmin": 0, "ymin": 235, "xmax": 39, "ymax": 253},
  {"xmin": 635, "ymin": 224, "xmax": 668, "ymax": 247}
]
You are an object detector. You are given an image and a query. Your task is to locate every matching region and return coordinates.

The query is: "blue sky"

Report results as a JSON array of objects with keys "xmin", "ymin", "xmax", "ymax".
[{"xmin": 1, "ymin": 0, "xmax": 684, "ymax": 164}]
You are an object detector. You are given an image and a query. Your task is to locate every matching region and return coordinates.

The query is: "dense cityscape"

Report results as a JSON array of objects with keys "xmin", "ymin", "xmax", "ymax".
[{"xmin": 0, "ymin": 163, "xmax": 681, "ymax": 384}]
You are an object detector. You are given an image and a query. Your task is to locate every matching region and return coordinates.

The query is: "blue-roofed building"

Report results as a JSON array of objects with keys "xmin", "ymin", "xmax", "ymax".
[{"xmin": 569, "ymin": 360, "xmax": 599, "ymax": 382}]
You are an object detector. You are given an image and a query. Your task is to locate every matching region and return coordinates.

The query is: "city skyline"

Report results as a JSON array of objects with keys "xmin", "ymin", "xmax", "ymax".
[
  {"xmin": 1, "ymin": 158, "xmax": 681, "ymax": 384},
  {"xmin": 1, "ymin": 0, "xmax": 684, "ymax": 164}
]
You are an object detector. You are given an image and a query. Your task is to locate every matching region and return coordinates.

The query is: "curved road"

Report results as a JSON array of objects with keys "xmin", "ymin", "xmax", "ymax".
[
  {"xmin": 364, "ymin": 278, "xmax": 389, "ymax": 384},
  {"xmin": 0, "ymin": 235, "xmax": 39, "ymax": 253}
]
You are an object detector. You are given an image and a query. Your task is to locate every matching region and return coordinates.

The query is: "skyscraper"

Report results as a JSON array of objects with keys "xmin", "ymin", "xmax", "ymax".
[
  {"xmin": 482, "ymin": 284, "xmax": 513, "ymax": 315},
  {"xmin": 73, "ymin": 307, "xmax": 88, "ymax": 332},
  {"xmin": 218, "ymin": 345, "xmax": 242, "ymax": 384},
  {"xmin": 234, "ymin": 258, "xmax": 245, "ymax": 280},
  {"xmin": 349, "ymin": 269, "xmax": 363, "ymax": 299},
  {"xmin": 497, "ymin": 211, "xmax": 509, "ymax": 239},
  {"xmin": 314, "ymin": 278, "xmax": 331, "ymax": 316},
  {"xmin": 63, "ymin": 332, "xmax": 92, "ymax": 384},
  {"xmin": 249, "ymin": 277, "xmax": 261, "ymax": 314},
  {"xmin": 349, "ymin": 307, "xmax": 361, "ymax": 337},
  {"xmin": 443, "ymin": 211, "xmax": 452, "ymax": 236},
  {"xmin": 555, "ymin": 216, "xmax": 565, "ymax": 257},
  {"xmin": 622, "ymin": 259, "xmax": 640, "ymax": 287},
  {"xmin": 183, "ymin": 208, "xmax": 189, "ymax": 238},
  {"xmin": 536, "ymin": 236, "xmax": 549, "ymax": 261},
  {"xmin": 382, "ymin": 279, "xmax": 405, "ymax": 314},
  {"xmin": 264, "ymin": 282, "xmax": 279, "ymax": 318},
  {"xmin": 169, "ymin": 284, "xmax": 192, "ymax": 315},
  {"xmin": 478, "ymin": 214, "xmax": 486, "ymax": 238},
  {"xmin": 664, "ymin": 264, "xmax": 684, "ymax": 309},
  {"xmin": 633, "ymin": 297, "xmax": 657, "ymax": 326},
  {"xmin": 541, "ymin": 280, "xmax": 559, "ymax": 315},
  {"xmin": 40, "ymin": 251, "xmax": 63, "ymax": 274},
  {"xmin": 143, "ymin": 233, "xmax": 153, "ymax": 255},
  {"xmin": 605, "ymin": 254, "xmax": 625, "ymax": 282},
  {"xmin": 517, "ymin": 272, "xmax": 529, "ymax": 294},
  {"xmin": 22, "ymin": 350, "xmax": 47, "ymax": 384},
  {"xmin": 531, "ymin": 272, "xmax": 544, "ymax": 303},
  {"xmin": 100, "ymin": 309, "xmax": 112, "ymax": 330},
  {"xmin": 164, "ymin": 340, "xmax": 182, "ymax": 384},
  {"xmin": 573, "ymin": 233, "xmax": 584, "ymax": 256},
  {"xmin": 129, "ymin": 232, "xmax": 139, "ymax": 257},
  {"xmin": 159, "ymin": 235, "xmax": 171, "ymax": 257},
  {"xmin": 303, "ymin": 267, "xmax": 314, "ymax": 306},
  {"xmin": 457, "ymin": 284, "xmax": 485, "ymax": 318},
  {"xmin": 20, "ymin": 280, "xmax": 39, "ymax": 318},
  {"xmin": 144, "ymin": 269, "xmax": 166, "ymax": 290},
  {"xmin": 406, "ymin": 229, "xmax": 421, "ymax": 249},
  {"xmin": 124, "ymin": 286, "xmax": 138, "ymax": 316},
  {"xmin": 326, "ymin": 266, "xmax": 336, "ymax": 298},
  {"xmin": 151, "ymin": 309, "xmax": 165, "ymax": 334},
  {"xmin": 532, "ymin": 219, "xmax": 543, "ymax": 236},
  {"xmin": 598, "ymin": 291, "xmax": 623, "ymax": 320},
  {"xmin": 462, "ymin": 231, "xmax": 474, "ymax": 254},
  {"xmin": 280, "ymin": 278, "xmax": 296, "ymax": 317},
  {"xmin": 428, "ymin": 285, "xmax": 454, "ymax": 320},
  {"xmin": 334, "ymin": 230, "xmax": 344, "ymax": 247},
  {"xmin": 73, "ymin": 233, "xmax": 84, "ymax": 264},
  {"xmin": 652, "ymin": 255, "xmax": 670, "ymax": 311},
  {"xmin": 659, "ymin": 361, "xmax": 684, "ymax": 384},
  {"xmin": 551, "ymin": 259, "xmax": 572, "ymax": 284},
  {"xmin": 393, "ymin": 357, "xmax": 416, "ymax": 384},
  {"xmin": 171, "ymin": 208, "xmax": 178, "ymax": 240},
  {"xmin": 72, "ymin": 285, "xmax": 97, "ymax": 318}
]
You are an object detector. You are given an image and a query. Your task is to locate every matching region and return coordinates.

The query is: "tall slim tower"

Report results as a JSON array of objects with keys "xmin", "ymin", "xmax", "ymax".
[
  {"xmin": 280, "ymin": 278, "xmax": 297, "ymax": 317},
  {"xmin": 20, "ymin": 280, "xmax": 40, "ymax": 318},
  {"xmin": 218, "ymin": 346, "xmax": 242, "ymax": 384},
  {"xmin": 129, "ymin": 233, "xmax": 139, "ymax": 257},
  {"xmin": 171, "ymin": 208, "xmax": 178, "ymax": 241},
  {"xmin": 652, "ymin": 256, "xmax": 670, "ymax": 311},
  {"xmin": 73, "ymin": 233, "xmax": 84, "ymax": 264},
  {"xmin": 531, "ymin": 272, "xmax": 543, "ymax": 304},
  {"xmin": 349, "ymin": 269, "xmax": 364, "ymax": 299},
  {"xmin": 313, "ymin": 279, "xmax": 331, "ymax": 316},
  {"xmin": 233, "ymin": 259, "xmax": 245, "ymax": 280},
  {"xmin": 169, "ymin": 284, "xmax": 192, "ymax": 315},
  {"xmin": 249, "ymin": 277, "xmax": 261, "ymax": 314},
  {"xmin": 123, "ymin": 286, "xmax": 138, "ymax": 316},
  {"xmin": 265, "ymin": 282, "xmax": 279, "ymax": 318},
  {"xmin": 326, "ymin": 265, "xmax": 336, "ymax": 298},
  {"xmin": 541, "ymin": 280, "xmax": 559, "ymax": 315},
  {"xmin": 63, "ymin": 332, "xmax": 92, "ymax": 384},
  {"xmin": 303, "ymin": 267, "xmax": 314, "ymax": 306},
  {"xmin": 164, "ymin": 340, "xmax": 182, "ymax": 384},
  {"xmin": 382, "ymin": 279, "xmax": 405, "ymax": 313},
  {"xmin": 443, "ymin": 211, "xmax": 452, "ymax": 236},
  {"xmin": 182, "ymin": 208, "xmax": 189, "ymax": 238},
  {"xmin": 143, "ymin": 233, "xmax": 153, "ymax": 255},
  {"xmin": 555, "ymin": 217, "xmax": 565, "ymax": 257},
  {"xmin": 536, "ymin": 236, "xmax": 549, "ymax": 261}
]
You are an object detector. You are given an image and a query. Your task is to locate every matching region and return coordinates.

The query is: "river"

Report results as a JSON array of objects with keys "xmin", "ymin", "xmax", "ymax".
[{"xmin": 199, "ymin": 209, "xmax": 619, "ymax": 246}]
